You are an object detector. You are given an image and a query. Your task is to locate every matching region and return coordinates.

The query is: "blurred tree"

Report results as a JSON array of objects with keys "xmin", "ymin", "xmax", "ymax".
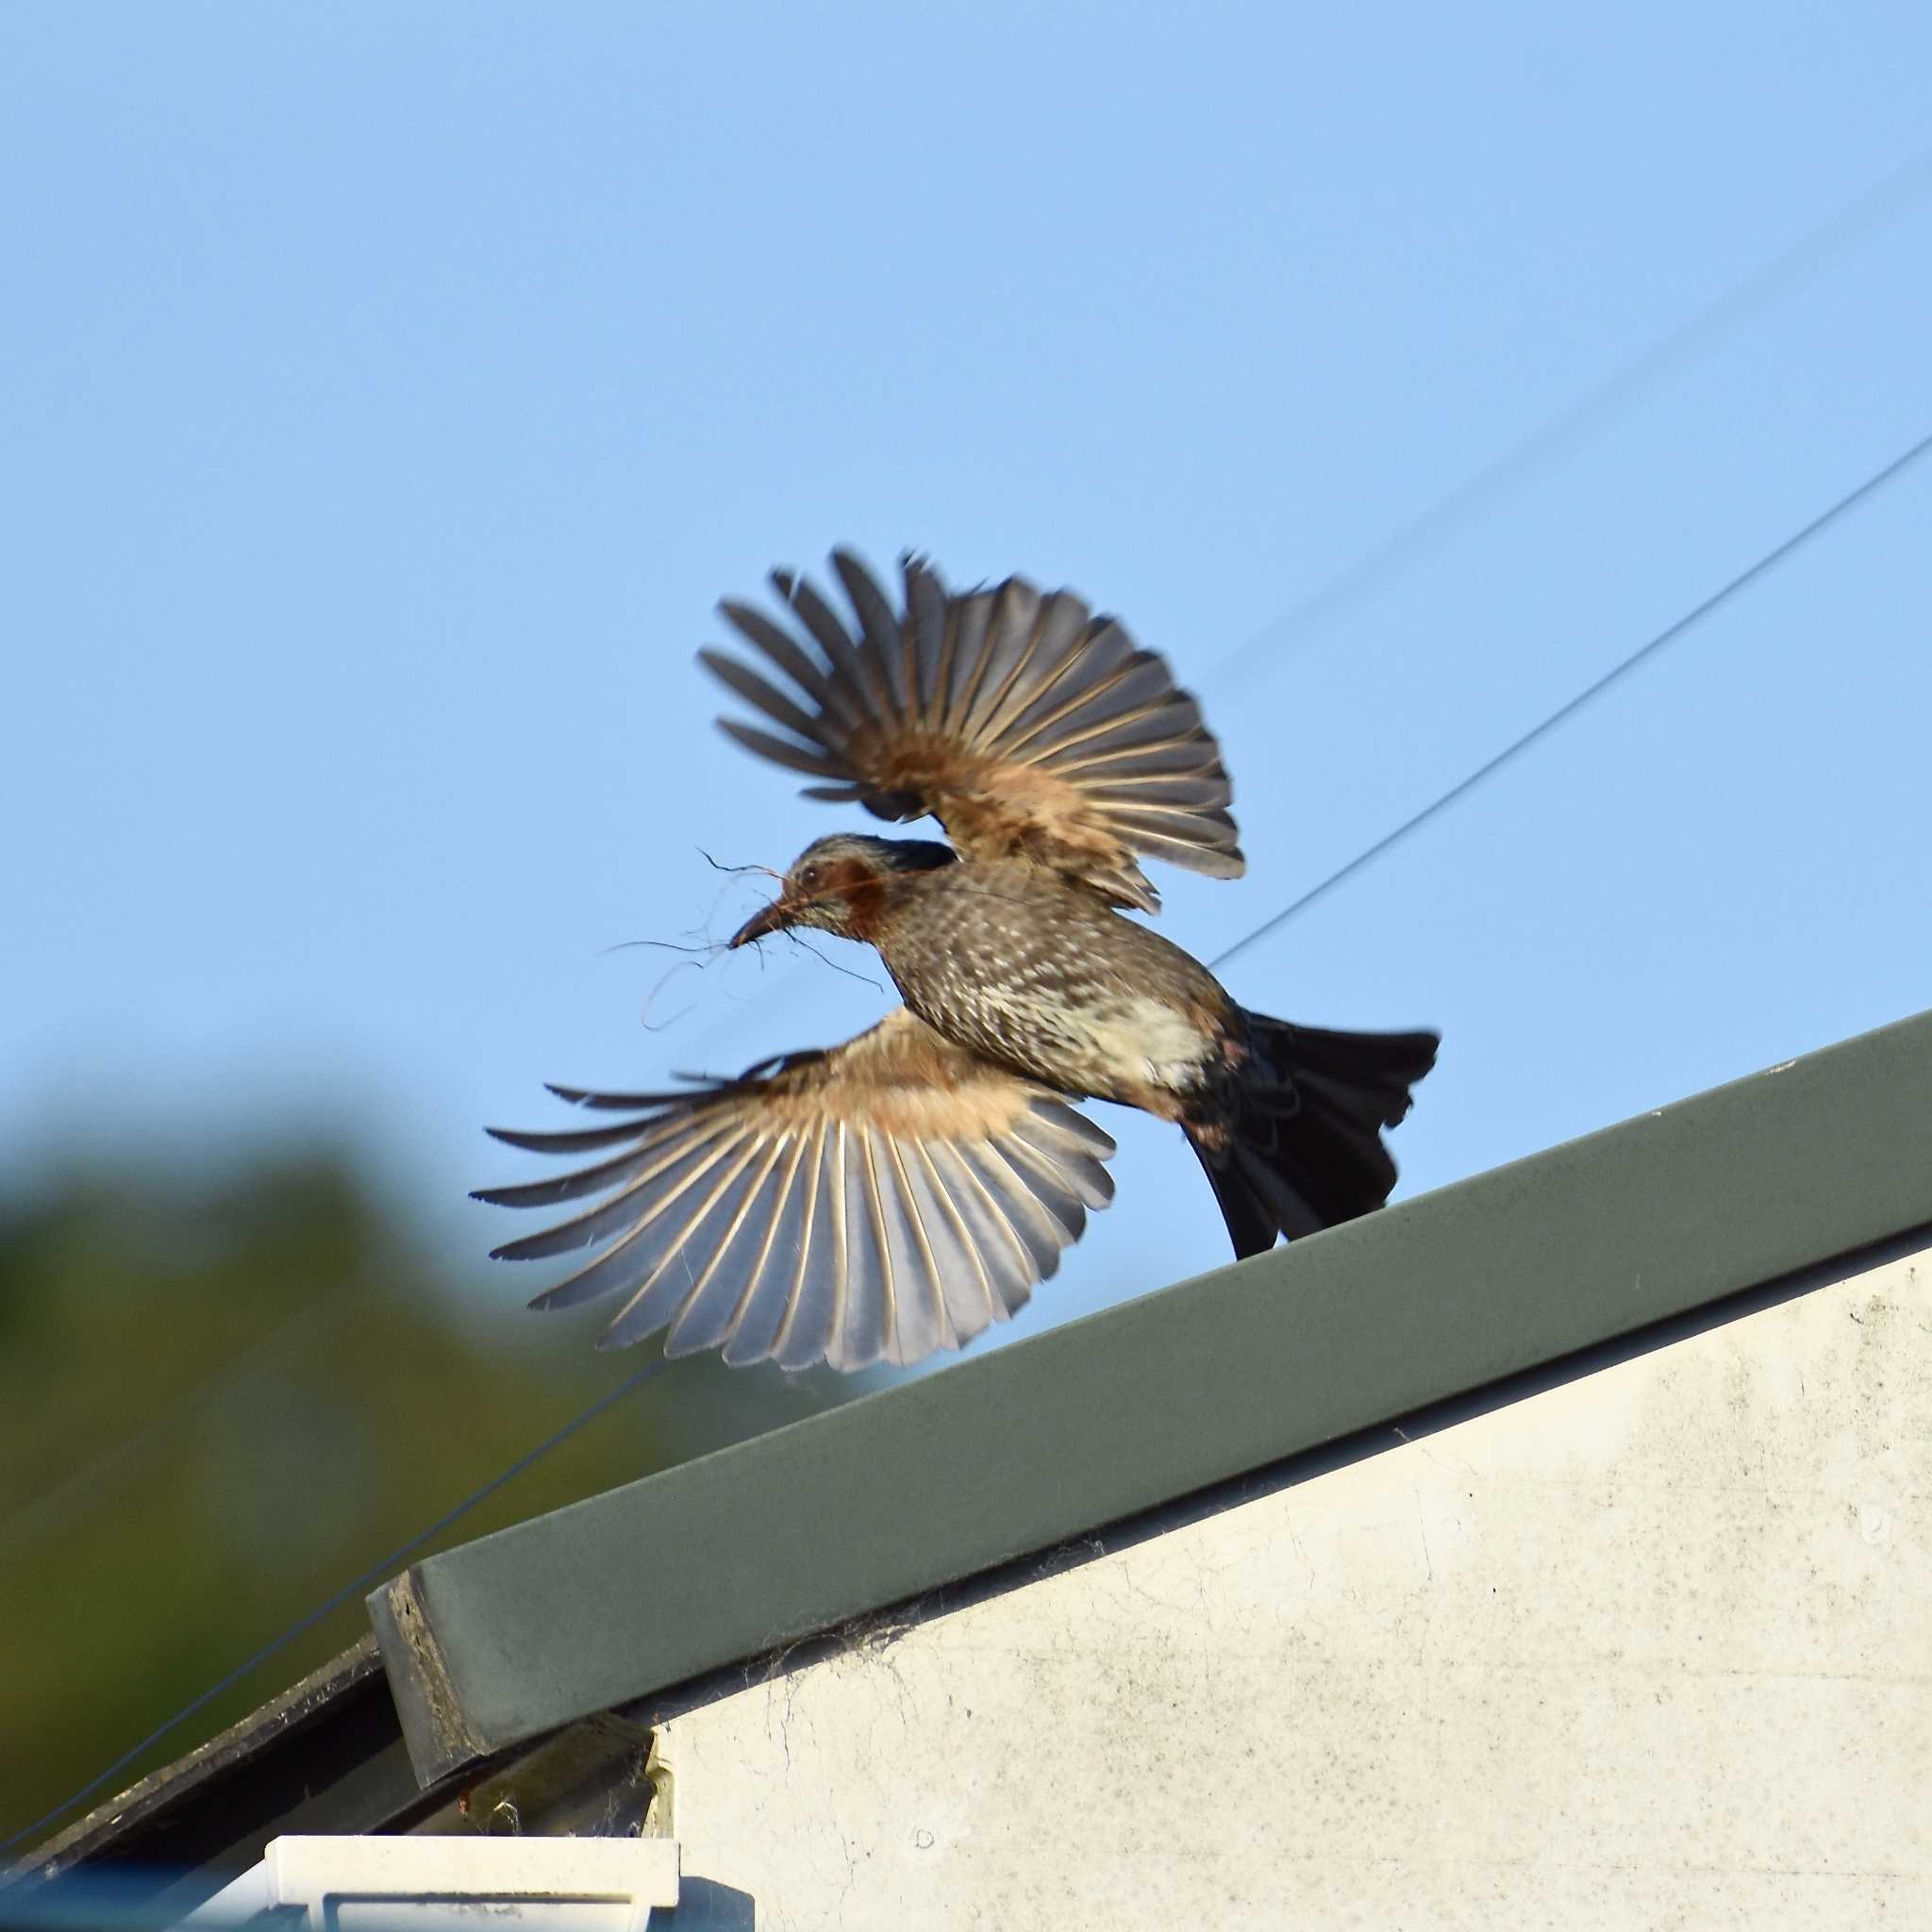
[{"xmin": 0, "ymin": 1149, "xmax": 862, "ymax": 1849}]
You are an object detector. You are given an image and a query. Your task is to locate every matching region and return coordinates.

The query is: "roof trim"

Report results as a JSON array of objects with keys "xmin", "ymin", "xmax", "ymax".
[
  {"xmin": 373, "ymin": 1009, "xmax": 1932, "ymax": 1785},
  {"xmin": 6, "ymin": 1639, "xmax": 433, "ymax": 1900}
]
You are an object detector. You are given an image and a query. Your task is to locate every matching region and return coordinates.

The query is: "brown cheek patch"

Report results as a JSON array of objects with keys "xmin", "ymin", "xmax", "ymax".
[
  {"xmin": 786, "ymin": 858, "xmax": 881, "ymax": 932},
  {"xmin": 829, "ymin": 863, "xmax": 893, "ymax": 942},
  {"xmin": 820, "ymin": 857, "xmax": 878, "ymax": 894}
]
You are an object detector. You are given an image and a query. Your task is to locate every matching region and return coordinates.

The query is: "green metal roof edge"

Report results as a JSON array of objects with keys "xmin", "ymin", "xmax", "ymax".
[{"xmin": 371, "ymin": 1009, "xmax": 1932, "ymax": 1785}]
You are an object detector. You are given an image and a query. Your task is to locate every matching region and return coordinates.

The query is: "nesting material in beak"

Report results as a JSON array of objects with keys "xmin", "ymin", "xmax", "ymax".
[{"xmin": 728, "ymin": 899, "xmax": 791, "ymax": 949}]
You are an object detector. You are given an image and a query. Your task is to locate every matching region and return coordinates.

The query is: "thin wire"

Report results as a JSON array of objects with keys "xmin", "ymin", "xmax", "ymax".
[
  {"xmin": 1212, "ymin": 140, "xmax": 1932, "ymax": 683},
  {"xmin": 0, "ymin": 1277, "xmax": 376, "ymax": 1559},
  {"xmin": 15, "ymin": 432, "xmax": 1928, "ymax": 1869},
  {"xmin": 1211, "ymin": 425, "xmax": 1932, "ymax": 975},
  {"xmin": 24, "ymin": 141, "xmax": 1924, "ymax": 1512},
  {"xmin": 14, "ymin": 141, "xmax": 1932, "ymax": 1872},
  {"xmin": 0, "ymin": 1187, "xmax": 487, "ymax": 1558},
  {"xmin": 691, "ymin": 139, "xmax": 1932, "ymax": 1041},
  {"xmin": 1, "ymin": 1356, "xmax": 674, "ymax": 1858}
]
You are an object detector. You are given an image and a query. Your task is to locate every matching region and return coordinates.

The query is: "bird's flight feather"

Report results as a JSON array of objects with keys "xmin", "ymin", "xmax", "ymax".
[
  {"xmin": 702, "ymin": 549, "xmax": 1244, "ymax": 913},
  {"xmin": 475, "ymin": 1007, "xmax": 1116, "ymax": 1372}
]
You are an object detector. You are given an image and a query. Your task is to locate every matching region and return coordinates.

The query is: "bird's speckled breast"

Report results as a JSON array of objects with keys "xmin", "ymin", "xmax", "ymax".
[{"xmin": 873, "ymin": 861, "xmax": 1236, "ymax": 1109}]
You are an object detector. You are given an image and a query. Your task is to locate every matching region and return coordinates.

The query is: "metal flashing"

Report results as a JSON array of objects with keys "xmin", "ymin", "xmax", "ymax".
[{"xmin": 369, "ymin": 1009, "xmax": 1932, "ymax": 1785}]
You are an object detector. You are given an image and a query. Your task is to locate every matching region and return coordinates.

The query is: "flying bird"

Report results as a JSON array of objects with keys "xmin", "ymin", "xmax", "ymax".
[{"xmin": 478, "ymin": 551, "xmax": 1438, "ymax": 1372}]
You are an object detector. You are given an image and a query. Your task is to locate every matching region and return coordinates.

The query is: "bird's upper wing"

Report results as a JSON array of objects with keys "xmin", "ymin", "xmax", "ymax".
[
  {"xmin": 475, "ymin": 1008, "xmax": 1116, "ymax": 1373},
  {"xmin": 700, "ymin": 549, "xmax": 1243, "ymax": 912}
]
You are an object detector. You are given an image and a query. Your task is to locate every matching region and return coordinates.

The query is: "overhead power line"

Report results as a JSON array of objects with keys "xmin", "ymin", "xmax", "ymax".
[
  {"xmin": 1210, "ymin": 423, "xmax": 1932, "ymax": 974},
  {"xmin": 1212, "ymin": 141, "xmax": 1932, "ymax": 683},
  {"xmin": 0, "ymin": 1277, "xmax": 375, "ymax": 1561},
  {"xmin": 15, "ymin": 140, "xmax": 1932, "ymax": 1869},
  {"xmin": 16, "ymin": 413, "xmax": 1928, "ymax": 1867},
  {"xmin": 691, "ymin": 136, "xmax": 1932, "ymax": 1036},
  {"xmin": 0, "ymin": 1357, "xmax": 675, "ymax": 1859}
]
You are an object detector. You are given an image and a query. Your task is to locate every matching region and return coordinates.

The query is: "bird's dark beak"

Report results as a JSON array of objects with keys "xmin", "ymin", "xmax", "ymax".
[{"xmin": 728, "ymin": 899, "xmax": 793, "ymax": 949}]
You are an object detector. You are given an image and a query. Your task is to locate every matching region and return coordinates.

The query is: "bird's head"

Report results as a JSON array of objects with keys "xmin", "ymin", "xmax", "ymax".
[{"xmin": 728, "ymin": 834, "xmax": 957, "ymax": 948}]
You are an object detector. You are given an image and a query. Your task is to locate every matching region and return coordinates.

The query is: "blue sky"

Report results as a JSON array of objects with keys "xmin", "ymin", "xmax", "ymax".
[{"xmin": 5, "ymin": 2, "xmax": 1930, "ymax": 1376}]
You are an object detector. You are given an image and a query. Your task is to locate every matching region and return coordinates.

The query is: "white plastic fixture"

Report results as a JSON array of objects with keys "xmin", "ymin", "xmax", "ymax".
[{"xmin": 183, "ymin": 1834, "xmax": 679, "ymax": 1931}]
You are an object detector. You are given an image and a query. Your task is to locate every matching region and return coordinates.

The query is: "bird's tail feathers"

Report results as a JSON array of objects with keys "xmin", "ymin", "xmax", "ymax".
[{"xmin": 1188, "ymin": 1012, "xmax": 1439, "ymax": 1259}]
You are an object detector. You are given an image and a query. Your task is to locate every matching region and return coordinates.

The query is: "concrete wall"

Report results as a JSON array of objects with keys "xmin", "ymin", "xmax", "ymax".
[{"xmin": 658, "ymin": 1241, "xmax": 1930, "ymax": 1929}]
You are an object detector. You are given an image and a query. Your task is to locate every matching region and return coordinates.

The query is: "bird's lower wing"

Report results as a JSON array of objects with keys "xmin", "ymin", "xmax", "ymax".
[
  {"xmin": 701, "ymin": 548, "xmax": 1244, "ymax": 912},
  {"xmin": 475, "ymin": 1008, "xmax": 1116, "ymax": 1372}
]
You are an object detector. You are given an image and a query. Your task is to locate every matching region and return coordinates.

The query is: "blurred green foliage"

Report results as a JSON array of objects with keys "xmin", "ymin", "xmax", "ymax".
[{"xmin": 0, "ymin": 1149, "xmax": 861, "ymax": 1851}]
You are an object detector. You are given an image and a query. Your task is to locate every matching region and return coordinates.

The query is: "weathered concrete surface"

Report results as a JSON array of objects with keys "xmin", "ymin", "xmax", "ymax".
[{"xmin": 658, "ymin": 1242, "xmax": 1930, "ymax": 1928}]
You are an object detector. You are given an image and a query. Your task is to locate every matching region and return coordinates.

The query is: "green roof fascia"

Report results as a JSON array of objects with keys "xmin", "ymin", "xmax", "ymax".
[{"xmin": 371, "ymin": 1008, "xmax": 1932, "ymax": 1786}]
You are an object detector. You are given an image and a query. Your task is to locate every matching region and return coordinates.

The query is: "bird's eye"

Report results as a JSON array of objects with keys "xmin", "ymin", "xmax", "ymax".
[{"xmin": 799, "ymin": 863, "xmax": 824, "ymax": 891}]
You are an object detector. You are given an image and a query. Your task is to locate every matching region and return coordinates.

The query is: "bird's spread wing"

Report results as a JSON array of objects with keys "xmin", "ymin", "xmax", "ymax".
[
  {"xmin": 701, "ymin": 549, "xmax": 1243, "ymax": 912},
  {"xmin": 475, "ymin": 1008, "xmax": 1116, "ymax": 1372}
]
